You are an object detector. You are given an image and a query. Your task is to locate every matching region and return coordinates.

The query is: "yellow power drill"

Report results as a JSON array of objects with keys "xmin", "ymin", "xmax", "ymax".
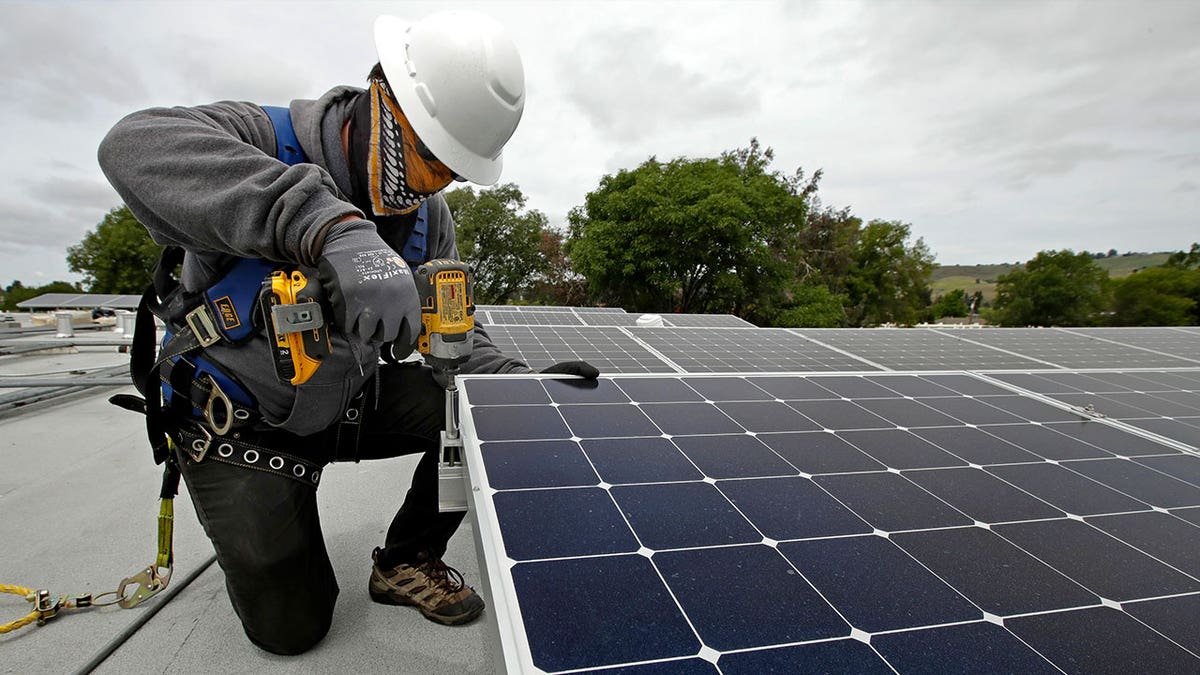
[{"xmin": 412, "ymin": 260, "xmax": 475, "ymax": 513}]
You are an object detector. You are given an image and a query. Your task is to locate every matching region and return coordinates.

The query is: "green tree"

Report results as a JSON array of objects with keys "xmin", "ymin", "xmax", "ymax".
[
  {"xmin": 932, "ymin": 289, "xmax": 970, "ymax": 318},
  {"xmin": 444, "ymin": 183, "xmax": 551, "ymax": 305},
  {"xmin": 990, "ymin": 250, "xmax": 1110, "ymax": 326},
  {"xmin": 2, "ymin": 280, "xmax": 84, "ymax": 311},
  {"xmin": 1110, "ymin": 266, "xmax": 1199, "ymax": 326},
  {"xmin": 66, "ymin": 205, "xmax": 162, "ymax": 293},
  {"xmin": 1164, "ymin": 242, "xmax": 1200, "ymax": 270},
  {"xmin": 567, "ymin": 139, "xmax": 814, "ymax": 320},
  {"xmin": 773, "ymin": 283, "xmax": 846, "ymax": 327},
  {"xmin": 842, "ymin": 220, "xmax": 935, "ymax": 326}
]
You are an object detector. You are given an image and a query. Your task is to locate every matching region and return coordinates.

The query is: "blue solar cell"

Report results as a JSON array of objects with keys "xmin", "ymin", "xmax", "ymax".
[
  {"xmin": 1006, "ymin": 607, "xmax": 1200, "ymax": 674},
  {"xmin": 718, "ymin": 639, "xmax": 891, "ymax": 674},
  {"xmin": 892, "ymin": 526, "xmax": 1098, "ymax": 615},
  {"xmin": 681, "ymin": 376, "xmax": 774, "ymax": 401},
  {"xmin": 872, "ymin": 622, "xmax": 1060, "ymax": 674},
  {"xmin": 613, "ymin": 378, "xmax": 705, "ymax": 403},
  {"xmin": 1036, "ymin": 420, "xmax": 1166, "ymax": 456},
  {"xmin": 927, "ymin": 374, "xmax": 1010, "ymax": 396},
  {"xmin": 986, "ymin": 462, "xmax": 1148, "ymax": 515},
  {"xmin": 480, "ymin": 440, "xmax": 599, "ymax": 489},
  {"xmin": 611, "ymin": 482, "xmax": 759, "ymax": 549},
  {"xmin": 463, "ymin": 378, "xmax": 550, "ymax": 405},
  {"xmin": 838, "ymin": 429, "xmax": 968, "ymax": 470},
  {"xmin": 785, "ymin": 399, "xmax": 893, "ymax": 430},
  {"xmin": 870, "ymin": 374, "xmax": 961, "ymax": 397},
  {"xmin": 652, "ymin": 544, "xmax": 849, "ymax": 650},
  {"xmin": 993, "ymin": 519, "xmax": 1200, "ymax": 601},
  {"xmin": 512, "ymin": 555, "xmax": 700, "ymax": 672},
  {"xmin": 718, "ymin": 476, "xmax": 872, "ymax": 539},
  {"xmin": 912, "ymin": 396, "xmax": 1028, "ymax": 425},
  {"xmin": 638, "ymin": 402, "xmax": 744, "ymax": 435},
  {"xmin": 1127, "ymin": 417, "xmax": 1200, "ymax": 447},
  {"xmin": 714, "ymin": 400, "xmax": 822, "ymax": 433},
  {"xmin": 494, "ymin": 488, "xmax": 637, "ymax": 560},
  {"xmin": 542, "ymin": 378, "xmax": 630, "ymax": 404},
  {"xmin": 1123, "ymin": 595, "xmax": 1200, "ymax": 655},
  {"xmin": 909, "ymin": 426, "xmax": 1041, "ymax": 465},
  {"xmin": 814, "ymin": 376, "xmax": 900, "ymax": 399},
  {"xmin": 471, "ymin": 405, "xmax": 570, "ymax": 441},
  {"xmin": 559, "ymin": 403, "xmax": 661, "ymax": 438},
  {"xmin": 1063, "ymin": 458, "xmax": 1200, "ymax": 508},
  {"xmin": 671, "ymin": 434, "xmax": 797, "ymax": 479},
  {"xmin": 851, "ymin": 397, "xmax": 965, "ymax": 428},
  {"xmin": 579, "ymin": 437, "xmax": 701, "ymax": 484},
  {"xmin": 814, "ymin": 472, "xmax": 972, "ymax": 532},
  {"xmin": 780, "ymin": 535, "xmax": 980, "ymax": 632},
  {"xmin": 1135, "ymin": 453, "xmax": 1200, "ymax": 487},
  {"xmin": 1087, "ymin": 512, "xmax": 1200, "ymax": 578},
  {"xmin": 982, "ymin": 424, "xmax": 1113, "ymax": 461},
  {"xmin": 745, "ymin": 376, "xmax": 841, "ymax": 400},
  {"xmin": 757, "ymin": 431, "xmax": 886, "ymax": 474},
  {"xmin": 578, "ymin": 659, "xmax": 719, "ymax": 675},
  {"xmin": 980, "ymin": 395, "xmax": 1087, "ymax": 423},
  {"xmin": 1174, "ymin": 506, "xmax": 1200, "ymax": 526},
  {"xmin": 904, "ymin": 467, "xmax": 1064, "ymax": 523}
]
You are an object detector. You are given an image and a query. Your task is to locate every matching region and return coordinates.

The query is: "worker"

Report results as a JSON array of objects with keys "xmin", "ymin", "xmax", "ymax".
[{"xmin": 98, "ymin": 11, "xmax": 596, "ymax": 655}]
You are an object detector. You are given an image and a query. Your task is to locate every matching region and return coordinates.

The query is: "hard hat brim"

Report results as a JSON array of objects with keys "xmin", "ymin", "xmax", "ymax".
[{"xmin": 374, "ymin": 15, "xmax": 504, "ymax": 186}]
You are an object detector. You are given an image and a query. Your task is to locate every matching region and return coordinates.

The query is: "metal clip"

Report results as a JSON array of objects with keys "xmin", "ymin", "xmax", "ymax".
[
  {"xmin": 116, "ymin": 565, "xmax": 172, "ymax": 609},
  {"xmin": 34, "ymin": 589, "xmax": 62, "ymax": 625},
  {"xmin": 186, "ymin": 425, "xmax": 213, "ymax": 462},
  {"xmin": 1075, "ymin": 403, "xmax": 1107, "ymax": 419},
  {"xmin": 203, "ymin": 377, "xmax": 234, "ymax": 436},
  {"xmin": 185, "ymin": 305, "xmax": 221, "ymax": 347}
]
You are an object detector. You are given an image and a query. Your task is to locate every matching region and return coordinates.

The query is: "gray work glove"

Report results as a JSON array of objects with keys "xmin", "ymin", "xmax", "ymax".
[
  {"xmin": 317, "ymin": 219, "xmax": 420, "ymax": 346},
  {"xmin": 541, "ymin": 361, "xmax": 600, "ymax": 380}
]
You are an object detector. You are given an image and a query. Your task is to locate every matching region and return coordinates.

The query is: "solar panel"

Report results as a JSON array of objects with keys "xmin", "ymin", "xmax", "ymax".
[
  {"xmin": 931, "ymin": 327, "xmax": 1199, "ymax": 369},
  {"xmin": 795, "ymin": 328, "xmax": 1053, "ymax": 370},
  {"xmin": 486, "ymin": 309, "xmax": 584, "ymax": 326},
  {"xmin": 627, "ymin": 327, "xmax": 881, "ymax": 372},
  {"xmin": 460, "ymin": 372, "xmax": 1200, "ymax": 673},
  {"xmin": 479, "ymin": 325, "xmax": 678, "ymax": 373},
  {"xmin": 576, "ymin": 312, "xmax": 644, "ymax": 327},
  {"xmin": 1061, "ymin": 327, "xmax": 1200, "ymax": 362},
  {"xmin": 660, "ymin": 313, "xmax": 756, "ymax": 328},
  {"xmin": 986, "ymin": 369, "xmax": 1200, "ymax": 449}
]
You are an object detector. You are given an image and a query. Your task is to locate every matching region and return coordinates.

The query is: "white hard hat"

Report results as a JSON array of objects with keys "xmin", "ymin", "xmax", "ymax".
[{"xmin": 374, "ymin": 11, "xmax": 525, "ymax": 186}]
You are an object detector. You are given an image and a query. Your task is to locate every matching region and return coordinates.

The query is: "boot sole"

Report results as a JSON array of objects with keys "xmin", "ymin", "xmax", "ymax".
[{"xmin": 369, "ymin": 584, "xmax": 484, "ymax": 626}]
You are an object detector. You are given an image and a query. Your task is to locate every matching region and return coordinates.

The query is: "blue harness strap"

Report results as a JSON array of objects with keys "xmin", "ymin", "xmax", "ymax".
[
  {"xmin": 262, "ymin": 105, "xmax": 308, "ymax": 166},
  {"xmin": 263, "ymin": 104, "xmax": 429, "ymax": 264}
]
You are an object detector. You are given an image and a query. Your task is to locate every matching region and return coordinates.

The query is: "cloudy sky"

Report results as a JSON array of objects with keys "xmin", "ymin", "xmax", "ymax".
[{"xmin": 1, "ymin": 0, "xmax": 1197, "ymax": 288}]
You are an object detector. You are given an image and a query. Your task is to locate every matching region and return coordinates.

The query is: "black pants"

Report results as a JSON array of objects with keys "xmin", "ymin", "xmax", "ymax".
[{"xmin": 177, "ymin": 362, "xmax": 464, "ymax": 655}]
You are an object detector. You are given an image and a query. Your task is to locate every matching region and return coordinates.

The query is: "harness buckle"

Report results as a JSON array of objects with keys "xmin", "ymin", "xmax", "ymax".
[
  {"xmin": 185, "ymin": 425, "xmax": 213, "ymax": 463},
  {"xmin": 185, "ymin": 305, "xmax": 221, "ymax": 348},
  {"xmin": 203, "ymin": 377, "xmax": 235, "ymax": 436}
]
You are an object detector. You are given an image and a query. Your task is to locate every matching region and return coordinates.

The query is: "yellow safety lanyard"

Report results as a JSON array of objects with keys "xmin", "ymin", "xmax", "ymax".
[{"xmin": 1, "ymin": 463, "xmax": 176, "ymax": 633}]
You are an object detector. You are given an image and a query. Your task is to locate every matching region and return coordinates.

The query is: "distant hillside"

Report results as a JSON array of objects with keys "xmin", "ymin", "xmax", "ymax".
[{"xmin": 931, "ymin": 252, "xmax": 1172, "ymax": 301}]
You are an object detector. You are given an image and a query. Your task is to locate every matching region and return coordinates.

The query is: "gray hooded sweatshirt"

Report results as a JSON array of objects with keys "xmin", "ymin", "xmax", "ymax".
[{"xmin": 98, "ymin": 86, "xmax": 531, "ymax": 435}]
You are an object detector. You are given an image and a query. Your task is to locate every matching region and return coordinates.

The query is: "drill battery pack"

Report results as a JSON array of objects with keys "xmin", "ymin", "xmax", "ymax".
[{"xmin": 259, "ymin": 269, "xmax": 331, "ymax": 385}]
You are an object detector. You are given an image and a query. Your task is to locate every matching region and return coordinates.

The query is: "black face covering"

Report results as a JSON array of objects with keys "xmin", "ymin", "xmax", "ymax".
[
  {"xmin": 347, "ymin": 91, "xmax": 418, "ymax": 249},
  {"xmin": 348, "ymin": 80, "xmax": 443, "ymax": 217}
]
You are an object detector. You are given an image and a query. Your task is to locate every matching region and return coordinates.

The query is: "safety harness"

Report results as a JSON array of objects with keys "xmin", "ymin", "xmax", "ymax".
[{"xmin": 2, "ymin": 103, "xmax": 423, "ymax": 632}]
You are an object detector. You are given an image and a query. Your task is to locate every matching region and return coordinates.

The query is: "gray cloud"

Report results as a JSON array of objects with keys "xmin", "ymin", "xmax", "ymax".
[{"xmin": 559, "ymin": 25, "xmax": 760, "ymax": 142}]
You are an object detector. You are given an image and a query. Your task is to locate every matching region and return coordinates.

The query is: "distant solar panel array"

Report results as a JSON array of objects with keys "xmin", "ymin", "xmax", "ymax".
[
  {"xmin": 15, "ymin": 293, "xmax": 141, "ymax": 310},
  {"xmin": 457, "ymin": 317, "xmax": 1200, "ymax": 673}
]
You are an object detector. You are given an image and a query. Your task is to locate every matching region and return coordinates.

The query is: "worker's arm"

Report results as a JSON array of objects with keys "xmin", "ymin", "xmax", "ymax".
[{"xmin": 97, "ymin": 102, "xmax": 359, "ymax": 267}]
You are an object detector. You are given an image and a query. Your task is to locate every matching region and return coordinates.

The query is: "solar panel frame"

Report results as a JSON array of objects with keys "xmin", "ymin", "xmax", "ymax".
[{"xmin": 458, "ymin": 371, "xmax": 1200, "ymax": 674}]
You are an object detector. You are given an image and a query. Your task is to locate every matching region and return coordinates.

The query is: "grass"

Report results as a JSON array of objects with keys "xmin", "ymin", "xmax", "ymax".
[{"xmin": 931, "ymin": 252, "xmax": 1173, "ymax": 302}]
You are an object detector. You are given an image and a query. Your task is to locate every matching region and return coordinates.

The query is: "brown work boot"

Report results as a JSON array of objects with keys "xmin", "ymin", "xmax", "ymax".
[{"xmin": 368, "ymin": 548, "xmax": 485, "ymax": 625}]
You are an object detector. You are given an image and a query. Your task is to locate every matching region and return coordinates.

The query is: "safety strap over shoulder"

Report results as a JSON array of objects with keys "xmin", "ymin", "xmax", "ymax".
[{"xmin": 261, "ymin": 105, "xmax": 307, "ymax": 166}]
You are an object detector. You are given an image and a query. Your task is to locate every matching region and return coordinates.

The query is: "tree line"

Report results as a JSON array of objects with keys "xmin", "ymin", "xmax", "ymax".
[{"xmin": 5, "ymin": 139, "xmax": 1196, "ymax": 327}]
